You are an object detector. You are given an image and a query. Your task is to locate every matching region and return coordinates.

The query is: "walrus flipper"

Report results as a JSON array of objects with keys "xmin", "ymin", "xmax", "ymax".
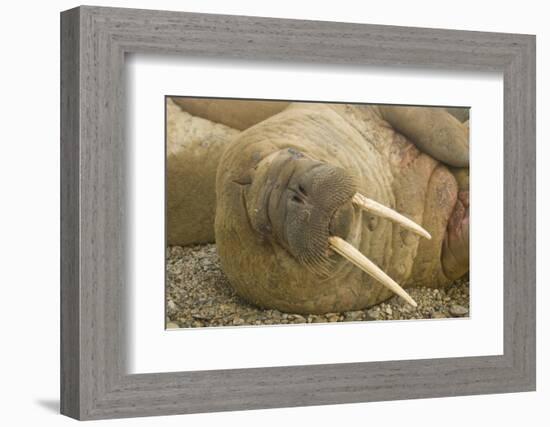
[
  {"xmin": 445, "ymin": 107, "xmax": 470, "ymax": 123},
  {"xmin": 379, "ymin": 105, "xmax": 469, "ymax": 168},
  {"xmin": 171, "ymin": 97, "xmax": 289, "ymax": 131},
  {"xmin": 166, "ymin": 98, "xmax": 240, "ymax": 245}
]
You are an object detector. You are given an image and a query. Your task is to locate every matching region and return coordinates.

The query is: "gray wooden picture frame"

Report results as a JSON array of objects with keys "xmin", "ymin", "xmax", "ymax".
[{"xmin": 60, "ymin": 5, "xmax": 536, "ymax": 421}]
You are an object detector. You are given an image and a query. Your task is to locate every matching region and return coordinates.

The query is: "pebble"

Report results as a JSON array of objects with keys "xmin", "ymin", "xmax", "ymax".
[
  {"xmin": 400, "ymin": 304, "xmax": 414, "ymax": 314},
  {"xmin": 166, "ymin": 322, "xmax": 180, "ymax": 329},
  {"xmin": 431, "ymin": 312, "xmax": 447, "ymax": 319},
  {"xmin": 232, "ymin": 317, "xmax": 245, "ymax": 326},
  {"xmin": 327, "ymin": 313, "xmax": 340, "ymax": 322},
  {"xmin": 449, "ymin": 304, "xmax": 469, "ymax": 317},
  {"xmin": 291, "ymin": 314, "xmax": 306, "ymax": 323},
  {"xmin": 367, "ymin": 307, "xmax": 380, "ymax": 319},
  {"xmin": 345, "ymin": 311, "xmax": 364, "ymax": 321},
  {"xmin": 166, "ymin": 300, "xmax": 178, "ymax": 316},
  {"xmin": 166, "ymin": 244, "xmax": 470, "ymax": 328}
]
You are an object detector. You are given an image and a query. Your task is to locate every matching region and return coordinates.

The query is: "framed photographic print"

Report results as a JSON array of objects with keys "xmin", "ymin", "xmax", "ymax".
[{"xmin": 60, "ymin": 5, "xmax": 536, "ymax": 420}]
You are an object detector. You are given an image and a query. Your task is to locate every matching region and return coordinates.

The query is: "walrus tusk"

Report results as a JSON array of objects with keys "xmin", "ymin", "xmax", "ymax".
[
  {"xmin": 328, "ymin": 236, "xmax": 418, "ymax": 307},
  {"xmin": 352, "ymin": 193, "xmax": 431, "ymax": 240}
]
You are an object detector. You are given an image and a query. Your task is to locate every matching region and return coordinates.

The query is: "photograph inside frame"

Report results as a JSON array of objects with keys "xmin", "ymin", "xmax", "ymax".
[{"xmin": 165, "ymin": 97, "xmax": 470, "ymax": 328}]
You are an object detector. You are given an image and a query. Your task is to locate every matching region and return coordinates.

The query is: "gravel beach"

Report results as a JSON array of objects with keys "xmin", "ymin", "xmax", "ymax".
[{"xmin": 166, "ymin": 244, "xmax": 470, "ymax": 328}]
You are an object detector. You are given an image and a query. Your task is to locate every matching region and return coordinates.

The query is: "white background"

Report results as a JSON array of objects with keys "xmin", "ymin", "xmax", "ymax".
[
  {"xmin": 128, "ymin": 57, "xmax": 503, "ymax": 373},
  {"xmin": 0, "ymin": 0, "xmax": 546, "ymax": 426}
]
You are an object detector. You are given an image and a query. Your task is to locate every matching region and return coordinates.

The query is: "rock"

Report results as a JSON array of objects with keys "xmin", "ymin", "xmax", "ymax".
[
  {"xmin": 243, "ymin": 313, "xmax": 257, "ymax": 322},
  {"xmin": 166, "ymin": 322, "xmax": 180, "ymax": 329},
  {"xmin": 192, "ymin": 312, "xmax": 212, "ymax": 320},
  {"xmin": 431, "ymin": 311, "xmax": 447, "ymax": 319},
  {"xmin": 401, "ymin": 303, "xmax": 415, "ymax": 314},
  {"xmin": 232, "ymin": 317, "xmax": 245, "ymax": 326},
  {"xmin": 166, "ymin": 300, "xmax": 178, "ymax": 316},
  {"xmin": 271, "ymin": 310, "xmax": 282, "ymax": 319},
  {"xmin": 327, "ymin": 313, "xmax": 340, "ymax": 322},
  {"xmin": 367, "ymin": 307, "xmax": 381, "ymax": 320},
  {"xmin": 291, "ymin": 314, "xmax": 306, "ymax": 323},
  {"xmin": 384, "ymin": 306, "xmax": 393, "ymax": 316},
  {"xmin": 449, "ymin": 304, "xmax": 469, "ymax": 317},
  {"xmin": 345, "ymin": 311, "xmax": 364, "ymax": 321}
]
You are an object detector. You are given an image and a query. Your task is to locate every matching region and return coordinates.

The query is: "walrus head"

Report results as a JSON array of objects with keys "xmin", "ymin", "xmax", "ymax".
[{"xmin": 240, "ymin": 147, "xmax": 431, "ymax": 307}]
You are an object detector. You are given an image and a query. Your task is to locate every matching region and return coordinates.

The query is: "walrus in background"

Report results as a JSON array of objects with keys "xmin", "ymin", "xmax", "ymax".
[{"xmin": 167, "ymin": 98, "xmax": 469, "ymax": 314}]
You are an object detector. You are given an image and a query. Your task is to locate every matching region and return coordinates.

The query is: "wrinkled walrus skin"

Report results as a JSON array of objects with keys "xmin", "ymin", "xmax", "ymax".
[{"xmin": 169, "ymin": 99, "xmax": 469, "ymax": 314}]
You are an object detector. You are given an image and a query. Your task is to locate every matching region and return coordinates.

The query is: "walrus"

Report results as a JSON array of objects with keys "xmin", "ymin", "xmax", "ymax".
[{"xmin": 167, "ymin": 98, "xmax": 469, "ymax": 314}]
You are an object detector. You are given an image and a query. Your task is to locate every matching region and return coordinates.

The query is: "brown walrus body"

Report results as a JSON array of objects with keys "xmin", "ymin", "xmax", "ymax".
[{"xmin": 168, "ymin": 99, "xmax": 469, "ymax": 314}]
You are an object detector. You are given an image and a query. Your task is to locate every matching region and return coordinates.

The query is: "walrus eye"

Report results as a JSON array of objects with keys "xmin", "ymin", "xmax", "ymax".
[
  {"xmin": 291, "ymin": 194, "xmax": 305, "ymax": 204},
  {"xmin": 326, "ymin": 192, "xmax": 432, "ymax": 308}
]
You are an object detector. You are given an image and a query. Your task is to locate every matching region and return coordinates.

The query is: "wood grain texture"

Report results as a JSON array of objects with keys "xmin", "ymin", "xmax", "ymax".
[
  {"xmin": 60, "ymin": 7, "xmax": 81, "ymax": 419},
  {"xmin": 60, "ymin": 6, "xmax": 536, "ymax": 420}
]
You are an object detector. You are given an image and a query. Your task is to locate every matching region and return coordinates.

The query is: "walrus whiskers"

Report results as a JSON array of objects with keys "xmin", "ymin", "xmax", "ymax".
[
  {"xmin": 328, "ymin": 236, "xmax": 418, "ymax": 307},
  {"xmin": 352, "ymin": 193, "xmax": 432, "ymax": 240}
]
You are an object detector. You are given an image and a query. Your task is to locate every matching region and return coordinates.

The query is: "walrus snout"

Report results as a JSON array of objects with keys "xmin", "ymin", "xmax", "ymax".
[
  {"xmin": 245, "ymin": 148, "xmax": 357, "ymax": 275},
  {"xmin": 285, "ymin": 162, "xmax": 358, "ymax": 275}
]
